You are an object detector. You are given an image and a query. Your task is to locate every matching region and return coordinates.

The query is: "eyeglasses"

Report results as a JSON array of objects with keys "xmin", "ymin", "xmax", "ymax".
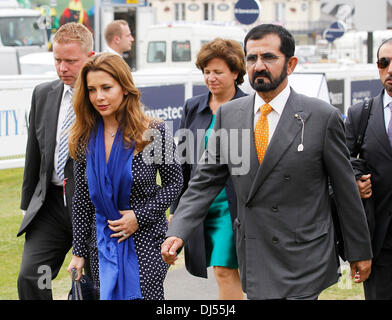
[
  {"xmin": 377, "ymin": 57, "xmax": 392, "ymax": 69},
  {"xmin": 245, "ymin": 53, "xmax": 285, "ymax": 66}
]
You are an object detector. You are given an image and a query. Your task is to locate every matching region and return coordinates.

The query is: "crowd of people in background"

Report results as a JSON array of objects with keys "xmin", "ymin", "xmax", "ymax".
[{"xmin": 15, "ymin": 20, "xmax": 392, "ymax": 300}]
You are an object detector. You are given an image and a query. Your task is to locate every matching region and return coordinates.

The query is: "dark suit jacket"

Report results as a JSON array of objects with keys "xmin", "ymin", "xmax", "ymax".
[
  {"xmin": 346, "ymin": 90, "xmax": 392, "ymax": 259},
  {"xmin": 170, "ymin": 87, "xmax": 247, "ymax": 278},
  {"xmin": 18, "ymin": 79, "xmax": 74, "ymax": 236},
  {"xmin": 168, "ymin": 89, "xmax": 372, "ymax": 299}
]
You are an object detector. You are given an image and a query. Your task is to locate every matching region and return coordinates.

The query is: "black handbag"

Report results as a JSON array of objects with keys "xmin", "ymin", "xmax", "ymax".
[
  {"xmin": 330, "ymin": 98, "xmax": 373, "ymax": 261},
  {"xmin": 68, "ymin": 268, "xmax": 97, "ymax": 300}
]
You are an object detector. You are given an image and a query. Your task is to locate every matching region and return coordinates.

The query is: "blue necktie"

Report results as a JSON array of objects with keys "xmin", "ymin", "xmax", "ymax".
[{"xmin": 57, "ymin": 88, "xmax": 74, "ymax": 181}]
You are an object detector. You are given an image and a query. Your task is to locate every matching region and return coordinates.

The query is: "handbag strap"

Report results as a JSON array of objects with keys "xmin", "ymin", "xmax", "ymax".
[
  {"xmin": 354, "ymin": 98, "xmax": 373, "ymax": 157},
  {"xmin": 71, "ymin": 268, "xmax": 83, "ymax": 300}
]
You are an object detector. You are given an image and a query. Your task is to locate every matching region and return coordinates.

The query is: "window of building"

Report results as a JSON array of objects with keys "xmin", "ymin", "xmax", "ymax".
[
  {"xmin": 203, "ymin": 3, "xmax": 215, "ymax": 21},
  {"xmin": 274, "ymin": 2, "xmax": 286, "ymax": 23},
  {"xmin": 175, "ymin": 3, "xmax": 186, "ymax": 21}
]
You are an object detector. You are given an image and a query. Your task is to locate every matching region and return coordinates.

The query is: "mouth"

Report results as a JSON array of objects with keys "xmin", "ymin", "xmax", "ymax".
[{"xmin": 97, "ymin": 105, "xmax": 109, "ymax": 111}]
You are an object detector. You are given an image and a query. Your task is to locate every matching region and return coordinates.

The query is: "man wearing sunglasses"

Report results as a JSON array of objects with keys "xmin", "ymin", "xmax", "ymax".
[{"xmin": 345, "ymin": 38, "xmax": 392, "ymax": 300}]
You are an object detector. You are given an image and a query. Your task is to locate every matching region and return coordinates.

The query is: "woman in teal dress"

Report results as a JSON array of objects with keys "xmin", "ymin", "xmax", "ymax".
[{"xmin": 169, "ymin": 38, "xmax": 247, "ymax": 299}]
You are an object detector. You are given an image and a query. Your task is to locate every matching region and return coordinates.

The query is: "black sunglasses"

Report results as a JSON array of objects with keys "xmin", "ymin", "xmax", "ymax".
[{"xmin": 377, "ymin": 57, "xmax": 392, "ymax": 69}]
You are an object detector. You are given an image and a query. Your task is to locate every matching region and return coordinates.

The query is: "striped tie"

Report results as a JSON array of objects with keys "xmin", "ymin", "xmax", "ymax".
[
  {"xmin": 254, "ymin": 103, "xmax": 273, "ymax": 164},
  {"xmin": 56, "ymin": 88, "xmax": 75, "ymax": 181}
]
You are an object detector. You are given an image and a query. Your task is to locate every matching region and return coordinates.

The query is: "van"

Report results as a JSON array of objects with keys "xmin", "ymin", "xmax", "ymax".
[
  {"xmin": 138, "ymin": 24, "xmax": 246, "ymax": 71},
  {"xmin": 0, "ymin": 0, "xmax": 47, "ymax": 74}
]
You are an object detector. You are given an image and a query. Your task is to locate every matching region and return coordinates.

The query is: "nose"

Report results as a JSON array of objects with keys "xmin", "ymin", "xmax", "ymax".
[
  {"xmin": 254, "ymin": 57, "xmax": 267, "ymax": 71},
  {"xmin": 96, "ymin": 89, "xmax": 105, "ymax": 100},
  {"xmin": 59, "ymin": 61, "xmax": 69, "ymax": 73}
]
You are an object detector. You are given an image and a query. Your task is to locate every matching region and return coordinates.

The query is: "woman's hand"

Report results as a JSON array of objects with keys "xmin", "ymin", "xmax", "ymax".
[
  {"xmin": 67, "ymin": 255, "xmax": 85, "ymax": 281},
  {"xmin": 108, "ymin": 210, "xmax": 139, "ymax": 243}
]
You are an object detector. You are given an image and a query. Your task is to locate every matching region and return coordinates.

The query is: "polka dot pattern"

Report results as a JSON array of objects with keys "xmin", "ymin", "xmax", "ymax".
[
  {"xmin": 255, "ymin": 103, "xmax": 273, "ymax": 164},
  {"xmin": 71, "ymin": 120, "xmax": 183, "ymax": 300}
]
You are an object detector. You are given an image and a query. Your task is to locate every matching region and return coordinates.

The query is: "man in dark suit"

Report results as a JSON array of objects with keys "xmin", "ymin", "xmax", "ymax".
[
  {"xmin": 17, "ymin": 22, "xmax": 94, "ymax": 300},
  {"xmin": 346, "ymin": 38, "xmax": 392, "ymax": 300},
  {"xmin": 162, "ymin": 24, "xmax": 372, "ymax": 300}
]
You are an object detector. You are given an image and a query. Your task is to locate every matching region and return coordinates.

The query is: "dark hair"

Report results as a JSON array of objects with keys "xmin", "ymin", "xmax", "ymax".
[
  {"xmin": 377, "ymin": 37, "xmax": 392, "ymax": 59},
  {"xmin": 244, "ymin": 24, "xmax": 295, "ymax": 58},
  {"xmin": 195, "ymin": 38, "xmax": 246, "ymax": 85}
]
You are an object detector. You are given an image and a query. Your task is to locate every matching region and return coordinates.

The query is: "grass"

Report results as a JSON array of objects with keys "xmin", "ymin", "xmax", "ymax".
[{"xmin": 0, "ymin": 167, "xmax": 364, "ymax": 300}]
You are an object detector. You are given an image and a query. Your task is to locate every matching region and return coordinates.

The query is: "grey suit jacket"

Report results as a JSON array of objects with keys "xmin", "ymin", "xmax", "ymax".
[
  {"xmin": 167, "ymin": 89, "xmax": 373, "ymax": 299},
  {"xmin": 18, "ymin": 79, "xmax": 74, "ymax": 236}
]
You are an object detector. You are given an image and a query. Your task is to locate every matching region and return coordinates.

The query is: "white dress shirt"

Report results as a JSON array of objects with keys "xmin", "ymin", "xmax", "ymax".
[
  {"xmin": 383, "ymin": 89, "xmax": 392, "ymax": 133},
  {"xmin": 51, "ymin": 84, "xmax": 73, "ymax": 186},
  {"xmin": 253, "ymin": 84, "xmax": 291, "ymax": 143},
  {"xmin": 105, "ymin": 46, "xmax": 122, "ymax": 56}
]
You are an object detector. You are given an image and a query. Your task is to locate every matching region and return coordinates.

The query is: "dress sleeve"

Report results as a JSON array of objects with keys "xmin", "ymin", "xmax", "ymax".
[
  {"xmin": 133, "ymin": 121, "xmax": 184, "ymax": 229},
  {"xmin": 71, "ymin": 148, "xmax": 96, "ymax": 258}
]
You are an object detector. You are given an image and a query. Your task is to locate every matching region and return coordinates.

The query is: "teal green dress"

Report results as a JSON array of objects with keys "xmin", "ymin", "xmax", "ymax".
[{"xmin": 203, "ymin": 115, "xmax": 238, "ymax": 269}]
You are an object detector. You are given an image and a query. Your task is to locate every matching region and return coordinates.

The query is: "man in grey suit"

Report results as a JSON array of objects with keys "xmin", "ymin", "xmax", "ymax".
[
  {"xmin": 162, "ymin": 24, "xmax": 373, "ymax": 300},
  {"xmin": 17, "ymin": 23, "xmax": 94, "ymax": 299},
  {"xmin": 346, "ymin": 38, "xmax": 392, "ymax": 299}
]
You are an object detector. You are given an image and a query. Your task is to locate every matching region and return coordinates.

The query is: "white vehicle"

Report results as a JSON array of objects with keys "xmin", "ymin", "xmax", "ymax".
[
  {"xmin": 138, "ymin": 24, "xmax": 246, "ymax": 71},
  {"xmin": 0, "ymin": 0, "xmax": 48, "ymax": 74}
]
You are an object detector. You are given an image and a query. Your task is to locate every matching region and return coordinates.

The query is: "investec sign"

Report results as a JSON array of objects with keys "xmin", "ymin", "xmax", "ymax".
[{"xmin": 234, "ymin": 0, "xmax": 260, "ymax": 25}]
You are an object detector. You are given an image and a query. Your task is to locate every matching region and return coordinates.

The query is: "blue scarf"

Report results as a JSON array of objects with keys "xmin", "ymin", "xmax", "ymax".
[{"xmin": 86, "ymin": 119, "xmax": 142, "ymax": 300}]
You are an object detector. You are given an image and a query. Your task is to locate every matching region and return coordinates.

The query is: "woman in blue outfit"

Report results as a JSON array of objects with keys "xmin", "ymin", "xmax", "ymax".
[
  {"xmin": 169, "ymin": 38, "xmax": 247, "ymax": 299},
  {"xmin": 67, "ymin": 53, "xmax": 183, "ymax": 300}
]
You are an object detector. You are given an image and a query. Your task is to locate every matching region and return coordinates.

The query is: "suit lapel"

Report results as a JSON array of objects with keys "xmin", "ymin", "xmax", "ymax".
[
  {"xmin": 237, "ymin": 94, "xmax": 259, "ymax": 196},
  {"xmin": 45, "ymin": 80, "xmax": 64, "ymax": 176},
  {"xmin": 368, "ymin": 93, "xmax": 392, "ymax": 157},
  {"xmin": 246, "ymin": 90, "xmax": 310, "ymax": 204}
]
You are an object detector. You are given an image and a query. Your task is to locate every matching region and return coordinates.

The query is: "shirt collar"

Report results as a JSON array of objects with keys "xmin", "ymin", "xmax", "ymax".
[
  {"xmin": 62, "ymin": 84, "xmax": 72, "ymax": 99},
  {"xmin": 254, "ymin": 83, "xmax": 291, "ymax": 115},
  {"xmin": 383, "ymin": 89, "xmax": 392, "ymax": 109},
  {"xmin": 106, "ymin": 46, "xmax": 122, "ymax": 56}
]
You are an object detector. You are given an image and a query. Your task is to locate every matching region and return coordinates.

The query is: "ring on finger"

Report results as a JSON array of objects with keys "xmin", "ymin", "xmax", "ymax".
[{"xmin": 122, "ymin": 232, "xmax": 128, "ymax": 237}]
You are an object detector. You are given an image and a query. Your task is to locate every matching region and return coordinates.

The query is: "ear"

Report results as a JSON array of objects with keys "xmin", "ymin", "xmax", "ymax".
[{"xmin": 286, "ymin": 56, "xmax": 298, "ymax": 76}]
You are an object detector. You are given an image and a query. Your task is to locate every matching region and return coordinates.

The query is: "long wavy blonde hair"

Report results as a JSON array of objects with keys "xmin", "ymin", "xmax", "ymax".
[{"xmin": 69, "ymin": 53, "xmax": 151, "ymax": 161}]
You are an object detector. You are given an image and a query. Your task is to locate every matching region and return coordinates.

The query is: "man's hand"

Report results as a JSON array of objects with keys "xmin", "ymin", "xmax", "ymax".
[
  {"xmin": 350, "ymin": 259, "xmax": 372, "ymax": 283},
  {"xmin": 356, "ymin": 174, "xmax": 372, "ymax": 199},
  {"xmin": 161, "ymin": 236, "xmax": 184, "ymax": 265}
]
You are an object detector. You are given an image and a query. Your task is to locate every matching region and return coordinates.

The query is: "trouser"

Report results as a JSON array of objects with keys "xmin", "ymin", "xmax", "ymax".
[
  {"xmin": 363, "ymin": 248, "xmax": 392, "ymax": 300},
  {"xmin": 17, "ymin": 184, "xmax": 73, "ymax": 300}
]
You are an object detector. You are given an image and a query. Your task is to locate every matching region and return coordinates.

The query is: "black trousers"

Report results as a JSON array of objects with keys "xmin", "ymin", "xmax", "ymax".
[
  {"xmin": 17, "ymin": 184, "xmax": 73, "ymax": 300},
  {"xmin": 363, "ymin": 248, "xmax": 392, "ymax": 300}
]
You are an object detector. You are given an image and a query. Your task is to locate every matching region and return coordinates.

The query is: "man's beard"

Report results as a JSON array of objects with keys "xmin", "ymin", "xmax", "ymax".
[
  {"xmin": 383, "ymin": 76, "xmax": 392, "ymax": 94},
  {"xmin": 251, "ymin": 63, "xmax": 288, "ymax": 92}
]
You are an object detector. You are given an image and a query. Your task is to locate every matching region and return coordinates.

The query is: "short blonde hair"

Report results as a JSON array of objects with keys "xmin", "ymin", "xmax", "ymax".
[
  {"xmin": 53, "ymin": 22, "xmax": 93, "ymax": 54},
  {"xmin": 104, "ymin": 20, "xmax": 129, "ymax": 45}
]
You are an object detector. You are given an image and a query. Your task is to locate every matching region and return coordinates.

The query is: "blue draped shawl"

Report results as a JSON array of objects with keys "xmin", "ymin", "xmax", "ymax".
[{"xmin": 86, "ymin": 119, "xmax": 142, "ymax": 300}]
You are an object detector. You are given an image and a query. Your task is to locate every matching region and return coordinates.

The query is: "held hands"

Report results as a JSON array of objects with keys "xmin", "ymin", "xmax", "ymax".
[
  {"xmin": 67, "ymin": 255, "xmax": 85, "ymax": 281},
  {"xmin": 356, "ymin": 174, "xmax": 372, "ymax": 199},
  {"xmin": 108, "ymin": 210, "xmax": 139, "ymax": 243},
  {"xmin": 161, "ymin": 236, "xmax": 184, "ymax": 265},
  {"xmin": 350, "ymin": 259, "xmax": 372, "ymax": 283}
]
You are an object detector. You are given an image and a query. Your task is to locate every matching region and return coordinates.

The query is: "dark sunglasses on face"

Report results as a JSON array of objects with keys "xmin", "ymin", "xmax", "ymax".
[{"xmin": 377, "ymin": 57, "xmax": 392, "ymax": 69}]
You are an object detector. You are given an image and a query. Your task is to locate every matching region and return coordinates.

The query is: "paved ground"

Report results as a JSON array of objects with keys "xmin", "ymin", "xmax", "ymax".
[{"xmin": 164, "ymin": 266, "xmax": 219, "ymax": 300}]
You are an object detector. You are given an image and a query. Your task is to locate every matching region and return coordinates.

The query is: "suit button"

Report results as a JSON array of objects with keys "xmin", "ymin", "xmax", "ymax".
[
  {"xmin": 283, "ymin": 174, "xmax": 291, "ymax": 181},
  {"xmin": 272, "ymin": 237, "xmax": 279, "ymax": 244},
  {"xmin": 272, "ymin": 205, "xmax": 278, "ymax": 212}
]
